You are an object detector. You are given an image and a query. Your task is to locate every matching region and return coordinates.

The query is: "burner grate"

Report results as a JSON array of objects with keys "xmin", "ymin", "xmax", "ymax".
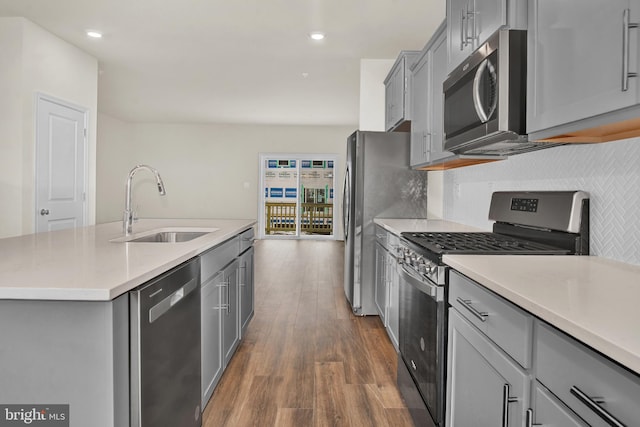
[{"xmin": 402, "ymin": 232, "xmax": 570, "ymax": 255}]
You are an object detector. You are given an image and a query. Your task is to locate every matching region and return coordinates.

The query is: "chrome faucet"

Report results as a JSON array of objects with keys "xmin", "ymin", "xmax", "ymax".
[{"xmin": 123, "ymin": 165, "xmax": 166, "ymax": 235}]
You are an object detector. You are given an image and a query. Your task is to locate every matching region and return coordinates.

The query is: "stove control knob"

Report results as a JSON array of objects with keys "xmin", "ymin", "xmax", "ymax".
[
  {"xmin": 425, "ymin": 261, "xmax": 437, "ymax": 275},
  {"xmin": 417, "ymin": 260, "xmax": 428, "ymax": 274}
]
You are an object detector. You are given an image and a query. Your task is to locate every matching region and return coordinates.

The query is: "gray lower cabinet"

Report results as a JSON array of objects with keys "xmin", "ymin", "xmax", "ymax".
[
  {"xmin": 531, "ymin": 383, "xmax": 588, "ymax": 427},
  {"xmin": 446, "ymin": 309, "xmax": 529, "ymax": 426},
  {"xmin": 239, "ymin": 246, "xmax": 254, "ymax": 338},
  {"xmin": 221, "ymin": 259, "xmax": 240, "ymax": 367},
  {"xmin": 385, "ymin": 248, "xmax": 400, "ymax": 349},
  {"xmin": 201, "ymin": 269, "xmax": 224, "ymax": 407},
  {"xmin": 447, "ymin": 269, "xmax": 640, "ymax": 427},
  {"xmin": 527, "ymin": 0, "xmax": 640, "ymax": 141},
  {"xmin": 200, "ymin": 228, "xmax": 254, "ymax": 409},
  {"xmin": 374, "ymin": 225, "xmax": 400, "ymax": 351},
  {"xmin": 533, "ymin": 322, "xmax": 640, "ymax": 426},
  {"xmin": 374, "ymin": 241, "xmax": 388, "ymax": 325}
]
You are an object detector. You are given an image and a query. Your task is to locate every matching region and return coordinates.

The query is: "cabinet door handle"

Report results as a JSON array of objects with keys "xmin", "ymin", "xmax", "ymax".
[
  {"xmin": 460, "ymin": 7, "xmax": 466, "ymax": 50},
  {"xmin": 467, "ymin": 2, "xmax": 477, "ymax": 44},
  {"xmin": 622, "ymin": 9, "xmax": 638, "ymax": 92},
  {"xmin": 502, "ymin": 384, "xmax": 518, "ymax": 427},
  {"xmin": 570, "ymin": 386, "xmax": 626, "ymax": 427},
  {"xmin": 525, "ymin": 408, "xmax": 541, "ymax": 427},
  {"xmin": 456, "ymin": 297, "xmax": 488, "ymax": 322}
]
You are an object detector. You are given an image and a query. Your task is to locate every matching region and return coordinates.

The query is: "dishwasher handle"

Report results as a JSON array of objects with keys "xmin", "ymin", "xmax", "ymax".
[{"xmin": 149, "ymin": 277, "xmax": 198, "ymax": 323}]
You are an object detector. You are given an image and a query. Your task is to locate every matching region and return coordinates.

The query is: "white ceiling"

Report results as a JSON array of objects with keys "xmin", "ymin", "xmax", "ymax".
[{"xmin": 0, "ymin": 0, "xmax": 445, "ymax": 126}]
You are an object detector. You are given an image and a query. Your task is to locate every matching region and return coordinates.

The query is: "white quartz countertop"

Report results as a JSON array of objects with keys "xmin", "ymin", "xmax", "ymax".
[
  {"xmin": 444, "ymin": 255, "xmax": 640, "ymax": 375},
  {"xmin": 374, "ymin": 218, "xmax": 486, "ymax": 235},
  {"xmin": 0, "ymin": 219, "xmax": 256, "ymax": 301}
]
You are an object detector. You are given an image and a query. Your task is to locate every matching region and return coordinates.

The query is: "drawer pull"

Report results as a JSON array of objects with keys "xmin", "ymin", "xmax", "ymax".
[
  {"xmin": 502, "ymin": 384, "xmax": 518, "ymax": 427},
  {"xmin": 457, "ymin": 297, "xmax": 488, "ymax": 322},
  {"xmin": 570, "ymin": 386, "xmax": 626, "ymax": 427}
]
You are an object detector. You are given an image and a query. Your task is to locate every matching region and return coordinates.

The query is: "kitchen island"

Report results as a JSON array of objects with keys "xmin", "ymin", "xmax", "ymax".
[{"xmin": 0, "ymin": 219, "xmax": 255, "ymax": 427}]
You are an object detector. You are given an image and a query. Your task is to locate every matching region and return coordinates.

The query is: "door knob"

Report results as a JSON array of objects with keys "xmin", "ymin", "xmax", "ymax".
[{"xmin": 40, "ymin": 209, "xmax": 50, "ymax": 216}]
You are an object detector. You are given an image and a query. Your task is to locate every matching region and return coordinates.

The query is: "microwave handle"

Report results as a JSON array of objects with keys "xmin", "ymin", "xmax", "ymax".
[{"xmin": 472, "ymin": 58, "xmax": 497, "ymax": 123}]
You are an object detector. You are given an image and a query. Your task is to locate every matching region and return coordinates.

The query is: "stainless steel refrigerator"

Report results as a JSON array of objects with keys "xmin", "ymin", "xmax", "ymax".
[{"xmin": 343, "ymin": 130, "xmax": 428, "ymax": 315}]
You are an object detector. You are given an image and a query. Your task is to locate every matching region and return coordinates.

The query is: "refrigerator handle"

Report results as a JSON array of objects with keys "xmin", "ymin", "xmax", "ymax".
[{"xmin": 343, "ymin": 166, "xmax": 351, "ymax": 240}]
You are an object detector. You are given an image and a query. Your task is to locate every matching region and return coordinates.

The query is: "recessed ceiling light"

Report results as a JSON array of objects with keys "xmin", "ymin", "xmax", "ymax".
[
  {"xmin": 309, "ymin": 32, "xmax": 325, "ymax": 41},
  {"xmin": 86, "ymin": 31, "xmax": 102, "ymax": 39}
]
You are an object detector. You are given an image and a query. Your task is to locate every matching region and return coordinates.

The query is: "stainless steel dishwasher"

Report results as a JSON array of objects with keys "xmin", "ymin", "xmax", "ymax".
[{"xmin": 130, "ymin": 257, "xmax": 201, "ymax": 427}]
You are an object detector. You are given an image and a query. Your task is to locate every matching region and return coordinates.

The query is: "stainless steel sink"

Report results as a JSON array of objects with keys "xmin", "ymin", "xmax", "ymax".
[
  {"xmin": 111, "ymin": 227, "xmax": 220, "ymax": 243},
  {"xmin": 128, "ymin": 231, "xmax": 209, "ymax": 243}
]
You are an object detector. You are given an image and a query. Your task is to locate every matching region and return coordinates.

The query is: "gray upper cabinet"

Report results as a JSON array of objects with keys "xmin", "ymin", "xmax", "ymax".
[
  {"xmin": 410, "ymin": 49, "xmax": 430, "ymax": 166},
  {"xmin": 385, "ymin": 51, "xmax": 420, "ymax": 132},
  {"xmin": 527, "ymin": 0, "xmax": 640, "ymax": 141},
  {"xmin": 447, "ymin": 0, "xmax": 527, "ymax": 73},
  {"xmin": 411, "ymin": 22, "xmax": 451, "ymax": 168}
]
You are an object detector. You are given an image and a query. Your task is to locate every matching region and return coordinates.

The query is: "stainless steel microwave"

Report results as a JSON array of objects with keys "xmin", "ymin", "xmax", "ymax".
[{"xmin": 443, "ymin": 29, "xmax": 551, "ymax": 155}]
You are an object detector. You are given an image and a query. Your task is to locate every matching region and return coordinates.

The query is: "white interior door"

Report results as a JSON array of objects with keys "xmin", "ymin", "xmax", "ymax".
[{"xmin": 35, "ymin": 95, "xmax": 87, "ymax": 233}]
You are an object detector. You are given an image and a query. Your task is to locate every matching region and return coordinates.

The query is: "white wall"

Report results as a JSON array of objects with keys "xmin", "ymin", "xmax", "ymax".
[
  {"xmin": 359, "ymin": 59, "xmax": 394, "ymax": 131},
  {"xmin": 0, "ymin": 18, "xmax": 98, "ymax": 238},
  {"xmin": 443, "ymin": 138, "xmax": 640, "ymax": 266},
  {"xmin": 96, "ymin": 117, "xmax": 352, "ymax": 238},
  {"xmin": 0, "ymin": 18, "xmax": 24, "ymax": 238}
]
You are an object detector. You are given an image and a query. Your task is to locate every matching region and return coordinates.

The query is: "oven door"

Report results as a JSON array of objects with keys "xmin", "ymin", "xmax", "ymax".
[{"xmin": 398, "ymin": 263, "xmax": 447, "ymax": 426}]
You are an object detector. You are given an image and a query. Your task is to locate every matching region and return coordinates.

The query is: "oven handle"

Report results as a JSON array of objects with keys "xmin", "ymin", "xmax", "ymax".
[{"xmin": 399, "ymin": 263, "xmax": 443, "ymax": 302}]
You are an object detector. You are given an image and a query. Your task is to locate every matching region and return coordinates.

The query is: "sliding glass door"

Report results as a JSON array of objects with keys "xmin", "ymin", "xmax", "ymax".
[{"xmin": 260, "ymin": 154, "xmax": 337, "ymax": 239}]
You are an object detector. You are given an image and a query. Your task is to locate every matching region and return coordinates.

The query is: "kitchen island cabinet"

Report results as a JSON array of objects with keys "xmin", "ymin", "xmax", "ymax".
[
  {"xmin": 239, "ymin": 246, "xmax": 254, "ymax": 337},
  {"xmin": 0, "ymin": 218, "xmax": 256, "ymax": 427},
  {"xmin": 0, "ymin": 296, "xmax": 130, "ymax": 427}
]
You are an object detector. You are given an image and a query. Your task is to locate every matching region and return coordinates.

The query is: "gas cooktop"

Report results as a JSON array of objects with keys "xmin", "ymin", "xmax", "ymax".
[{"xmin": 401, "ymin": 232, "xmax": 570, "ymax": 256}]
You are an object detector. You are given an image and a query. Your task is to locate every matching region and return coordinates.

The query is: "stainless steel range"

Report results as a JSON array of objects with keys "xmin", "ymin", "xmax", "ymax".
[{"xmin": 396, "ymin": 191, "xmax": 590, "ymax": 427}]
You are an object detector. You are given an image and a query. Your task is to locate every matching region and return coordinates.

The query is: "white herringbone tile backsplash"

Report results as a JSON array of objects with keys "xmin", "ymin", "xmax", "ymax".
[{"xmin": 443, "ymin": 137, "xmax": 640, "ymax": 266}]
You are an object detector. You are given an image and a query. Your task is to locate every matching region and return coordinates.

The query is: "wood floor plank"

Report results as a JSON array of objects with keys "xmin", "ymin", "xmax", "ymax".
[
  {"xmin": 314, "ymin": 361, "xmax": 350, "ymax": 427},
  {"xmin": 274, "ymin": 408, "xmax": 314, "ymax": 427},
  {"xmin": 343, "ymin": 383, "xmax": 390, "ymax": 427},
  {"xmin": 232, "ymin": 375, "xmax": 284, "ymax": 426},
  {"xmin": 203, "ymin": 240, "xmax": 415, "ymax": 427}
]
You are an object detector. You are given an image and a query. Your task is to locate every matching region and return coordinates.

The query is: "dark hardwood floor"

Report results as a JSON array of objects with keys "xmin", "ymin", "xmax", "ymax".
[{"xmin": 202, "ymin": 239, "xmax": 415, "ymax": 427}]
